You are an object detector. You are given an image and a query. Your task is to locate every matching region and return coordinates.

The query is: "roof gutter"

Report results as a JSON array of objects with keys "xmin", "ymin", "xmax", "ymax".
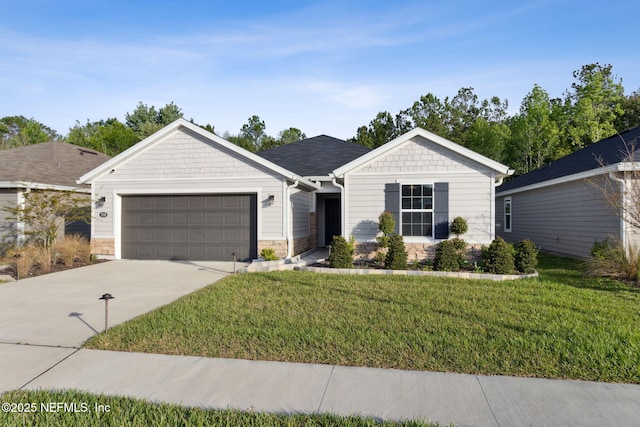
[
  {"xmin": 608, "ymin": 171, "xmax": 627, "ymax": 253},
  {"xmin": 331, "ymin": 175, "xmax": 346, "ymax": 239},
  {"xmin": 0, "ymin": 181, "xmax": 91, "ymax": 193},
  {"xmin": 285, "ymin": 180, "xmax": 300, "ymax": 258}
]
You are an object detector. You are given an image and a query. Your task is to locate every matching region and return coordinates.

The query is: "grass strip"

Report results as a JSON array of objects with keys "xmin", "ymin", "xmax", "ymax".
[{"xmin": 0, "ymin": 389, "xmax": 437, "ymax": 427}]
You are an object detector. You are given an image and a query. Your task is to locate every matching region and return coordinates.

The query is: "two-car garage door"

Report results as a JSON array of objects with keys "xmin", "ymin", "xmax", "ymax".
[{"xmin": 121, "ymin": 194, "xmax": 257, "ymax": 261}]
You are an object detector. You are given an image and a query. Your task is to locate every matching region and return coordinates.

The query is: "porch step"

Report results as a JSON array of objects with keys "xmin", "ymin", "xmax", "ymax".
[{"xmin": 240, "ymin": 248, "xmax": 328, "ymax": 273}]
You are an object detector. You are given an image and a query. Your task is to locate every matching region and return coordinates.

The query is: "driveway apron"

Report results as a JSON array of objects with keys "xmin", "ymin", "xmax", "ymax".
[{"xmin": 0, "ymin": 260, "xmax": 236, "ymax": 348}]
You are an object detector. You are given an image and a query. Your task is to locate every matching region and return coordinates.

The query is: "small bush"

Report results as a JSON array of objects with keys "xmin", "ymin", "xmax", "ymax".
[
  {"xmin": 586, "ymin": 239, "xmax": 640, "ymax": 284},
  {"xmin": 433, "ymin": 240, "xmax": 460, "ymax": 271},
  {"xmin": 259, "ymin": 248, "xmax": 279, "ymax": 261},
  {"xmin": 514, "ymin": 239, "xmax": 538, "ymax": 273},
  {"xmin": 5, "ymin": 245, "xmax": 38, "ymax": 279},
  {"xmin": 590, "ymin": 239, "xmax": 610, "ymax": 259},
  {"xmin": 384, "ymin": 234, "xmax": 408, "ymax": 270},
  {"xmin": 376, "ymin": 211, "xmax": 395, "ymax": 262},
  {"xmin": 377, "ymin": 211, "xmax": 395, "ymax": 246},
  {"xmin": 450, "ymin": 216, "xmax": 468, "ymax": 237},
  {"xmin": 55, "ymin": 234, "xmax": 90, "ymax": 266},
  {"xmin": 328, "ymin": 235, "xmax": 353, "ymax": 268},
  {"xmin": 483, "ymin": 237, "xmax": 515, "ymax": 274},
  {"xmin": 33, "ymin": 245, "xmax": 53, "ymax": 273},
  {"xmin": 451, "ymin": 237, "xmax": 467, "ymax": 252}
]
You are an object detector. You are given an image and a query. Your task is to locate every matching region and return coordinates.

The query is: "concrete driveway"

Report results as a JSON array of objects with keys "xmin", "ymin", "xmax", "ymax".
[{"xmin": 0, "ymin": 260, "xmax": 239, "ymax": 348}]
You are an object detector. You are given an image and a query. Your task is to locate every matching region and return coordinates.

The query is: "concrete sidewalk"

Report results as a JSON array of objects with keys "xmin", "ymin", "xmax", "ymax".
[{"xmin": 4, "ymin": 344, "xmax": 640, "ymax": 427}]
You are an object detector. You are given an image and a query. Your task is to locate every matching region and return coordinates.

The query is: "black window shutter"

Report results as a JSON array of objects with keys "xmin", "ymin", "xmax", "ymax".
[
  {"xmin": 434, "ymin": 182, "xmax": 449, "ymax": 239},
  {"xmin": 384, "ymin": 183, "xmax": 400, "ymax": 234}
]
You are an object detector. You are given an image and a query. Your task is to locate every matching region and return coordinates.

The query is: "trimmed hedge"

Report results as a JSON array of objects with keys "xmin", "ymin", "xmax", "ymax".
[
  {"xmin": 483, "ymin": 237, "xmax": 515, "ymax": 274},
  {"xmin": 328, "ymin": 235, "xmax": 354, "ymax": 268},
  {"xmin": 384, "ymin": 234, "xmax": 408, "ymax": 270}
]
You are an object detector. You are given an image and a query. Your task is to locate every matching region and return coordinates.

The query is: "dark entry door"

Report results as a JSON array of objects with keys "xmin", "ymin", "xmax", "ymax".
[{"xmin": 324, "ymin": 198, "xmax": 341, "ymax": 246}]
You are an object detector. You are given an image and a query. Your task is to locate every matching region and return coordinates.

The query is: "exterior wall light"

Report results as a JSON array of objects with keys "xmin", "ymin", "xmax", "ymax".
[{"xmin": 268, "ymin": 194, "xmax": 275, "ymax": 205}]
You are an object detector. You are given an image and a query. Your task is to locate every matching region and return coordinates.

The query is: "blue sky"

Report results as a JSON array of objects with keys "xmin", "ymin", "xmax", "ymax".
[{"xmin": 1, "ymin": 0, "xmax": 639, "ymax": 140}]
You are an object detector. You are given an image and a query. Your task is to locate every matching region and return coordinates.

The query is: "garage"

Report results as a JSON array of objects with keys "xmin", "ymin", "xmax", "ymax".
[{"xmin": 121, "ymin": 194, "xmax": 257, "ymax": 261}]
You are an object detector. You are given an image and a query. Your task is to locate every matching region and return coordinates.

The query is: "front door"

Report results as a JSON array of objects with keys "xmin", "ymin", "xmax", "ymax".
[{"xmin": 324, "ymin": 198, "xmax": 341, "ymax": 246}]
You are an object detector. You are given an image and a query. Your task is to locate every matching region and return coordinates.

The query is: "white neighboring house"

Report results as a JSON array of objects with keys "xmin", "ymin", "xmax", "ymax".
[{"xmin": 79, "ymin": 119, "xmax": 513, "ymax": 261}]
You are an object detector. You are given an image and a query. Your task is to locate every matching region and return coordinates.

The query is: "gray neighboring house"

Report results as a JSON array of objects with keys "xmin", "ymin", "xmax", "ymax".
[
  {"xmin": 79, "ymin": 119, "xmax": 512, "ymax": 261},
  {"xmin": 0, "ymin": 141, "xmax": 111, "ymax": 247},
  {"xmin": 496, "ymin": 126, "xmax": 640, "ymax": 258}
]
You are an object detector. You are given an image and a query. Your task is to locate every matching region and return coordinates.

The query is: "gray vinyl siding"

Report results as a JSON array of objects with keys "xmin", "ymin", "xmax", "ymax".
[
  {"xmin": 0, "ymin": 189, "xmax": 17, "ymax": 246},
  {"xmin": 291, "ymin": 188, "xmax": 311, "ymax": 238},
  {"xmin": 345, "ymin": 135, "xmax": 498, "ymax": 244},
  {"xmin": 496, "ymin": 177, "xmax": 621, "ymax": 258},
  {"xmin": 347, "ymin": 173, "xmax": 495, "ymax": 243},
  {"xmin": 92, "ymin": 127, "xmax": 288, "ymax": 240}
]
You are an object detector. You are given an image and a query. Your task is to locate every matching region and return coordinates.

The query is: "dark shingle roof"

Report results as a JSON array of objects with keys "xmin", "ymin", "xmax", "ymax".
[
  {"xmin": 255, "ymin": 135, "xmax": 371, "ymax": 176},
  {"xmin": 498, "ymin": 126, "xmax": 640, "ymax": 193},
  {"xmin": 0, "ymin": 141, "xmax": 111, "ymax": 188}
]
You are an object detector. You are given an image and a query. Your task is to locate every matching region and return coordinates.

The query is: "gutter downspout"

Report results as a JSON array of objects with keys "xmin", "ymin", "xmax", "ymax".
[
  {"xmin": 331, "ymin": 176, "xmax": 345, "ymax": 238},
  {"xmin": 608, "ymin": 171, "xmax": 627, "ymax": 253},
  {"xmin": 285, "ymin": 180, "xmax": 300, "ymax": 259}
]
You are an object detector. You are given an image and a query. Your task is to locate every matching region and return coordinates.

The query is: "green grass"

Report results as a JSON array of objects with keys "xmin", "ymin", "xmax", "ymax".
[
  {"xmin": 84, "ymin": 253, "xmax": 640, "ymax": 383},
  {"xmin": 0, "ymin": 390, "xmax": 435, "ymax": 426}
]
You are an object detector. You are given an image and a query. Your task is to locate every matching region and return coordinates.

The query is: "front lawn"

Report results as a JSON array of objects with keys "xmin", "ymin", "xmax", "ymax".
[{"xmin": 84, "ymin": 253, "xmax": 640, "ymax": 383}]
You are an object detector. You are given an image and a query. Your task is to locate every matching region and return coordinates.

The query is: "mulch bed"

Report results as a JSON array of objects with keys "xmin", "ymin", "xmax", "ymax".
[{"xmin": 0, "ymin": 259, "xmax": 109, "ymax": 281}]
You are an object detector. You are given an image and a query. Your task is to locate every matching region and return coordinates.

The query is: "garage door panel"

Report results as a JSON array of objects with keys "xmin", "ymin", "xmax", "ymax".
[
  {"xmin": 156, "ymin": 212, "xmax": 171, "ymax": 225},
  {"xmin": 206, "ymin": 212, "xmax": 222, "ymax": 225},
  {"xmin": 171, "ymin": 229, "xmax": 187, "ymax": 242},
  {"xmin": 188, "ymin": 212, "xmax": 205, "ymax": 225},
  {"xmin": 171, "ymin": 197, "xmax": 187, "ymax": 208},
  {"xmin": 206, "ymin": 197, "xmax": 223, "ymax": 208},
  {"xmin": 189, "ymin": 229, "xmax": 205, "ymax": 242},
  {"xmin": 189, "ymin": 246, "xmax": 206, "ymax": 259},
  {"xmin": 224, "ymin": 212, "xmax": 240, "ymax": 226},
  {"xmin": 122, "ymin": 194, "xmax": 257, "ymax": 261},
  {"xmin": 172, "ymin": 212, "xmax": 187, "ymax": 225},
  {"xmin": 138, "ymin": 198, "xmax": 155, "ymax": 209},
  {"xmin": 206, "ymin": 229, "xmax": 223, "ymax": 241}
]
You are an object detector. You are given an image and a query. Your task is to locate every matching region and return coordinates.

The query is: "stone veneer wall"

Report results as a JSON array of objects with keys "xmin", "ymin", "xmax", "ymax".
[
  {"xmin": 257, "ymin": 240, "xmax": 287, "ymax": 258},
  {"xmin": 355, "ymin": 241, "xmax": 483, "ymax": 262},
  {"xmin": 91, "ymin": 238, "xmax": 115, "ymax": 258}
]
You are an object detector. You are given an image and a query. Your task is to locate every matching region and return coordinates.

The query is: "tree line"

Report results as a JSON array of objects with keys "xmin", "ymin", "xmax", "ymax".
[
  {"xmin": 1, "ymin": 63, "xmax": 639, "ymax": 175},
  {"xmin": 351, "ymin": 63, "xmax": 640, "ymax": 175}
]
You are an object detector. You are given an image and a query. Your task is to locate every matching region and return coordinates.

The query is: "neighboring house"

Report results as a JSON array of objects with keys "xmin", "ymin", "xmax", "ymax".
[
  {"xmin": 79, "ymin": 119, "xmax": 512, "ymax": 261},
  {"xmin": 0, "ymin": 141, "xmax": 111, "ymax": 247},
  {"xmin": 495, "ymin": 126, "xmax": 640, "ymax": 258}
]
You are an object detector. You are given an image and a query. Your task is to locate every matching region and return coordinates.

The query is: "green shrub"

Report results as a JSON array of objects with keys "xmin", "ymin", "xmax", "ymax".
[
  {"xmin": 483, "ymin": 237, "xmax": 515, "ymax": 274},
  {"xmin": 433, "ymin": 240, "xmax": 460, "ymax": 271},
  {"xmin": 259, "ymin": 248, "xmax": 279, "ymax": 261},
  {"xmin": 451, "ymin": 237, "xmax": 467, "ymax": 252},
  {"xmin": 376, "ymin": 211, "xmax": 395, "ymax": 248},
  {"xmin": 450, "ymin": 216, "xmax": 468, "ymax": 237},
  {"xmin": 328, "ymin": 235, "xmax": 354, "ymax": 268},
  {"xmin": 384, "ymin": 234, "xmax": 407, "ymax": 270},
  {"xmin": 514, "ymin": 239, "xmax": 538, "ymax": 273},
  {"xmin": 590, "ymin": 239, "xmax": 610, "ymax": 259}
]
